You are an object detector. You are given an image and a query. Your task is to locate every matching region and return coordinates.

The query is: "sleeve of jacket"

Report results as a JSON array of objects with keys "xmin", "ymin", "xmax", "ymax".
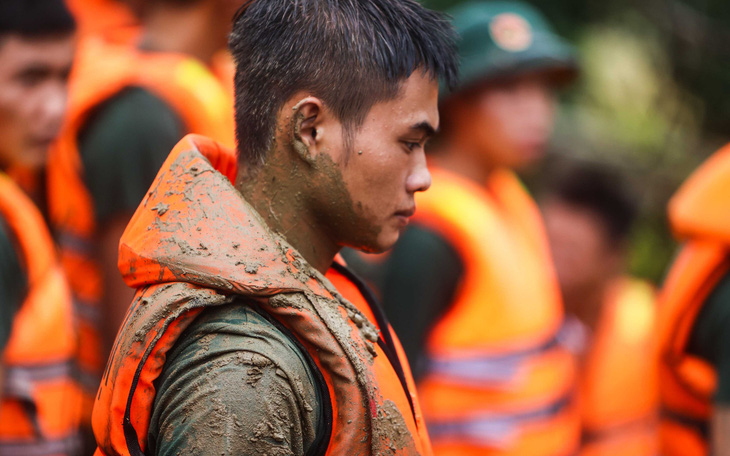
[{"xmin": 147, "ymin": 302, "xmax": 324, "ymax": 455}]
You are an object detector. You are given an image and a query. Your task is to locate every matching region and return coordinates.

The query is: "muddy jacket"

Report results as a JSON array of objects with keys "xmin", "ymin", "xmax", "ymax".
[
  {"xmin": 658, "ymin": 144, "xmax": 730, "ymax": 456},
  {"xmin": 0, "ymin": 173, "xmax": 82, "ymax": 455},
  {"xmin": 93, "ymin": 134, "xmax": 431, "ymax": 455}
]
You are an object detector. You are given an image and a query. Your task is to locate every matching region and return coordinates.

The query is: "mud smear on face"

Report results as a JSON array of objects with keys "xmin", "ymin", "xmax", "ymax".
[{"xmin": 241, "ymin": 109, "xmax": 381, "ymax": 268}]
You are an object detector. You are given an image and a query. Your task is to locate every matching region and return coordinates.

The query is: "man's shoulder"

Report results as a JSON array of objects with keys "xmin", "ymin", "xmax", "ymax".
[{"xmin": 148, "ymin": 298, "xmax": 325, "ymax": 455}]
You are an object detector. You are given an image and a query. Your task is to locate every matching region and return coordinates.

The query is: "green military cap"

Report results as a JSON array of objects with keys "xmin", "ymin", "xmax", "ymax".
[{"xmin": 445, "ymin": 0, "xmax": 578, "ymax": 96}]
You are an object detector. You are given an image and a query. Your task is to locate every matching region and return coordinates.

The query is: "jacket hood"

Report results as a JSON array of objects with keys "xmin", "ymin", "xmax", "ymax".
[
  {"xmin": 118, "ymin": 134, "xmax": 321, "ymax": 296},
  {"xmin": 669, "ymin": 144, "xmax": 730, "ymax": 243}
]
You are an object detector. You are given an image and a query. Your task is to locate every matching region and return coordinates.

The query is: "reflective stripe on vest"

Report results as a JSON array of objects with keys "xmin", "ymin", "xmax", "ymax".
[
  {"xmin": 428, "ymin": 394, "xmax": 572, "ymax": 446},
  {"xmin": 413, "ymin": 166, "xmax": 580, "ymax": 455},
  {"xmin": 0, "ymin": 173, "xmax": 82, "ymax": 455},
  {"xmin": 47, "ymin": 36, "xmax": 235, "ymax": 419},
  {"xmin": 426, "ymin": 336, "xmax": 561, "ymax": 385}
]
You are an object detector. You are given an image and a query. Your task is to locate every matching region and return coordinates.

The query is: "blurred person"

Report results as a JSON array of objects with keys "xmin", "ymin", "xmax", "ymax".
[
  {"xmin": 658, "ymin": 144, "xmax": 730, "ymax": 456},
  {"xmin": 369, "ymin": 1, "xmax": 581, "ymax": 455},
  {"xmin": 542, "ymin": 164, "xmax": 659, "ymax": 456},
  {"xmin": 46, "ymin": 0, "xmax": 237, "ymax": 436},
  {"xmin": 0, "ymin": 0, "xmax": 82, "ymax": 454},
  {"xmin": 92, "ymin": 0, "xmax": 458, "ymax": 454}
]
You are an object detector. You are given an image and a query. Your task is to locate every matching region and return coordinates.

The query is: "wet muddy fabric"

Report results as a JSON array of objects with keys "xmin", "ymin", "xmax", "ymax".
[
  {"xmin": 147, "ymin": 301, "xmax": 324, "ymax": 455},
  {"xmin": 94, "ymin": 134, "xmax": 431, "ymax": 456}
]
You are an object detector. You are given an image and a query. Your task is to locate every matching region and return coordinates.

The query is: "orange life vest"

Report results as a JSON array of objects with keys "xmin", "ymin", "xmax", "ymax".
[
  {"xmin": 579, "ymin": 277, "xmax": 659, "ymax": 456},
  {"xmin": 412, "ymin": 166, "xmax": 580, "ymax": 456},
  {"xmin": 47, "ymin": 36, "xmax": 235, "ymax": 418},
  {"xmin": 657, "ymin": 144, "xmax": 730, "ymax": 456},
  {"xmin": 0, "ymin": 173, "xmax": 82, "ymax": 455},
  {"xmin": 92, "ymin": 134, "xmax": 431, "ymax": 455}
]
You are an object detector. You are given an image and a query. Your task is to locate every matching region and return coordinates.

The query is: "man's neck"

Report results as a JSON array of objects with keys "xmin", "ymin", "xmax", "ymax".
[
  {"xmin": 238, "ymin": 165, "xmax": 339, "ymax": 275},
  {"xmin": 139, "ymin": 3, "xmax": 225, "ymax": 65}
]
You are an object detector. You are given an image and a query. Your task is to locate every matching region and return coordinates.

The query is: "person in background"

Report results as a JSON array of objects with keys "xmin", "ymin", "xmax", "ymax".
[
  {"xmin": 542, "ymin": 163, "xmax": 659, "ymax": 456},
  {"xmin": 0, "ymin": 1, "xmax": 82, "ymax": 454},
  {"xmin": 47, "ymin": 0, "xmax": 238, "ymax": 438},
  {"xmin": 658, "ymin": 144, "xmax": 730, "ymax": 456},
  {"xmin": 364, "ymin": 1, "xmax": 581, "ymax": 454},
  {"xmin": 92, "ymin": 0, "xmax": 458, "ymax": 454}
]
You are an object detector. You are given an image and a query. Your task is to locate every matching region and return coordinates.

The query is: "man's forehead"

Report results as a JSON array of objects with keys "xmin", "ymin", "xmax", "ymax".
[
  {"xmin": 382, "ymin": 74, "xmax": 440, "ymax": 126},
  {"xmin": 0, "ymin": 33, "xmax": 74, "ymax": 62}
]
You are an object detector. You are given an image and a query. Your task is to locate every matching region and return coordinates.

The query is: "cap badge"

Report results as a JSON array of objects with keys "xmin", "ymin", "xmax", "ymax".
[{"xmin": 489, "ymin": 13, "xmax": 533, "ymax": 52}]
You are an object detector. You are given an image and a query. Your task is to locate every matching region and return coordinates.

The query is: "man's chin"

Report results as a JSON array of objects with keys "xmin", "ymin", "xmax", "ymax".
[{"xmin": 350, "ymin": 235, "xmax": 397, "ymax": 255}]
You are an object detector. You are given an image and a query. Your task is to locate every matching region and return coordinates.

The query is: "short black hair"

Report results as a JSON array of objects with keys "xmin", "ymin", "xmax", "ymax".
[
  {"xmin": 0, "ymin": 0, "xmax": 75, "ymax": 37},
  {"xmin": 548, "ymin": 163, "xmax": 638, "ymax": 245},
  {"xmin": 229, "ymin": 0, "xmax": 459, "ymax": 167}
]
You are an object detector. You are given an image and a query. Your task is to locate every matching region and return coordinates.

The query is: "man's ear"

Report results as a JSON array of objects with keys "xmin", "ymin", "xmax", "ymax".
[{"xmin": 290, "ymin": 97, "xmax": 324, "ymax": 165}]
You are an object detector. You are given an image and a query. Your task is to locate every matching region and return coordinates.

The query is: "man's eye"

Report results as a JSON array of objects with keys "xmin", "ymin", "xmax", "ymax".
[
  {"xmin": 404, "ymin": 141, "xmax": 420, "ymax": 152},
  {"xmin": 16, "ymin": 68, "xmax": 49, "ymax": 87}
]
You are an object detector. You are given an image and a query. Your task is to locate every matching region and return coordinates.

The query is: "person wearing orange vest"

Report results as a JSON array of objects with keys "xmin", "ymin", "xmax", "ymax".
[
  {"xmin": 541, "ymin": 164, "xmax": 659, "ymax": 456},
  {"xmin": 658, "ymin": 144, "xmax": 730, "ymax": 456},
  {"xmin": 47, "ymin": 0, "xmax": 238, "ymax": 438},
  {"xmin": 93, "ymin": 0, "xmax": 458, "ymax": 454},
  {"xmin": 0, "ymin": 2, "xmax": 82, "ymax": 454},
  {"xmin": 355, "ymin": 2, "xmax": 581, "ymax": 455}
]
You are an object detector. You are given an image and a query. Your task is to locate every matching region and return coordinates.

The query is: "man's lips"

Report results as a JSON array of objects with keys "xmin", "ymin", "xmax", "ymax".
[{"xmin": 394, "ymin": 206, "xmax": 416, "ymax": 218}]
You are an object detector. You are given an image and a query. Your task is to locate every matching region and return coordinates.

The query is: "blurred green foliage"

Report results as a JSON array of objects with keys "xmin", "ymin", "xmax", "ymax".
[{"xmin": 425, "ymin": 0, "xmax": 730, "ymax": 283}]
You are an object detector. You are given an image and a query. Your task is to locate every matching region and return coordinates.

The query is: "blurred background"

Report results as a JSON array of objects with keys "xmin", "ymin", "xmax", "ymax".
[{"xmin": 426, "ymin": 0, "xmax": 730, "ymax": 284}]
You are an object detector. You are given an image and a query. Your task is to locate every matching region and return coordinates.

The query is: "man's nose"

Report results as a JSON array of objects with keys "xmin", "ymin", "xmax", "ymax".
[{"xmin": 406, "ymin": 152, "xmax": 432, "ymax": 193}]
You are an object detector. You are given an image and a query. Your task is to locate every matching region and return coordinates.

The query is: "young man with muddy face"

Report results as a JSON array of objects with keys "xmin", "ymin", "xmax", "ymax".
[
  {"xmin": 356, "ymin": 1, "xmax": 583, "ymax": 455},
  {"xmin": 93, "ymin": 1, "xmax": 457, "ymax": 455}
]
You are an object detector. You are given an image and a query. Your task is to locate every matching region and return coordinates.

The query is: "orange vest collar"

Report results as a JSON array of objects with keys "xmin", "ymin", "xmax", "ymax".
[{"xmin": 118, "ymin": 134, "xmax": 325, "ymax": 297}]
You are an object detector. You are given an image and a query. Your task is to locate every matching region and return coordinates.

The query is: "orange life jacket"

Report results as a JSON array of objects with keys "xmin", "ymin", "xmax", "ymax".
[
  {"xmin": 579, "ymin": 277, "xmax": 659, "ymax": 456},
  {"xmin": 412, "ymin": 166, "xmax": 580, "ymax": 456},
  {"xmin": 657, "ymin": 144, "xmax": 730, "ymax": 456},
  {"xmin": 0, "ymin": 173, "xmax": 82, "ymax": 455},
  {"xmin": 47, "ymin": 36, "xmax": 235, "ymax": 418},
  {"xmin": 92, "ymin": 134, "xmax": 431, "ymax": 456}
]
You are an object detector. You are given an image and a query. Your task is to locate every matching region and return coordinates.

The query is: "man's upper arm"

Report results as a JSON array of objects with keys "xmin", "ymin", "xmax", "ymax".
[
  {"xmin": 0, "ymin": 218, "xmax": 27, "ymax": 355},
  {"xmin": 148, "ymin": 303, "xmax": 324, "ymax": 456},
  {"xmin": 78, "ymin": 86, "xmax": 185, "ymax": 225}
]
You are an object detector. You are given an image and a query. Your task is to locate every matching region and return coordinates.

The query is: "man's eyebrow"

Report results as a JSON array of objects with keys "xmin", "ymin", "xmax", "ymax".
[{"xmin": 410, "ymin": 121, "xmax": 438, "ymax": 138}]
